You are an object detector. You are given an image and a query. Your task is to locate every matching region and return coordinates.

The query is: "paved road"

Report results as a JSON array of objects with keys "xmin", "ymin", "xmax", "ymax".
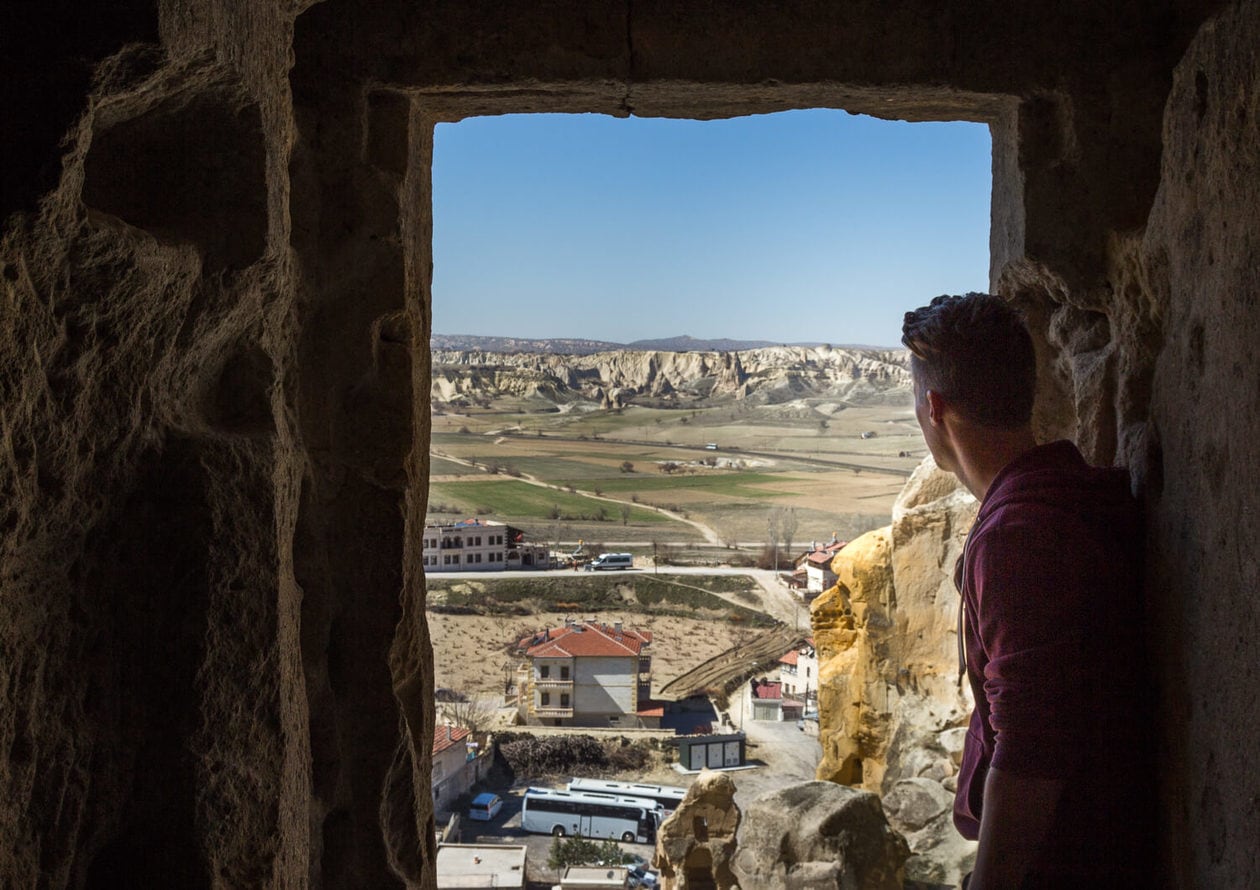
[{"xmin": 455, "ymin": 783, "xmax": 657, "ymax": 885}]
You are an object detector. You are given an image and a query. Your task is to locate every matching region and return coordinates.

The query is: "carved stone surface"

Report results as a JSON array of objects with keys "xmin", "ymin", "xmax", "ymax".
[
  {"xmin": 731, "ymin": 781, "xmax": 909, "ymax": 890},
  {"xmin": 654, "ymin": 769, "xmax": 741, "ymax": 890},
  {"xmin": 2, "ymin": 2, "xmax": 1258, "ymax": 888}
]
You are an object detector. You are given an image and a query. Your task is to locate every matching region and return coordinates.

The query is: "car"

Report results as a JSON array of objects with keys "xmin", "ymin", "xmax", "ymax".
[
  {"xmin": 626, "ymin": 865, "xmax": 659, "ymax": 888},
  {"xmin": 467, "ymin": 792, "xmax": 503, "ymax": 821}
]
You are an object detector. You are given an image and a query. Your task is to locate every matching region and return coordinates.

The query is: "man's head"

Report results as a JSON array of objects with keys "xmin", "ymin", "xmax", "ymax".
[{"xmin": 901, "ymin": 293, "xmax": 1036, "ymax": 430}]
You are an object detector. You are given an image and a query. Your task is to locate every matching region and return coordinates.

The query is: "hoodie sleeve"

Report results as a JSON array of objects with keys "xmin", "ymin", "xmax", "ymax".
[{"xmin": 970, "ymin": 509, "xmax": 1092, "ymax": 779}]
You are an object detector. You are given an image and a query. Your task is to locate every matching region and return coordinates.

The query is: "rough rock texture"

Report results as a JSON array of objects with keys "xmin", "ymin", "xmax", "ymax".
[
  {"xmin": 3, "ymin": 1, "xmax": 1260, "ymax": 888},
  {"xmin": 731, "ymin": 781, "xmax": 909, "ymax": 890},
  {"xmin": 1138, "ymin": 3, "xmax": 1260, "ymax": 885},
  {"xmin": 654, "ymin": 770, "xmax": 740, "ymax": 890},
  {"xmin": 812, "ymin": 461, "xmax": 977, "ymax": 884},
  {"xmin": 430, "ymin": 346, "xmax": 909, "ymax": 410}
]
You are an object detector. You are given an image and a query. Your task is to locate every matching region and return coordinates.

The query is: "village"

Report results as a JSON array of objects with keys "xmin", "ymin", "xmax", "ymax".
[{"xmin": 423, "ymin": 519, "xmax": 840, "ymax": 889}]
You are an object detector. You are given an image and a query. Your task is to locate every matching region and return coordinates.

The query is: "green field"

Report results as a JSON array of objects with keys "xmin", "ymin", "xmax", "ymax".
[
  {"xmin": 428, "ymin": 479, "xmax": 668, "ymax": 524},
  {"xmin": 428, "ymin": 396, "xmax": 920, "ymax": 547}
]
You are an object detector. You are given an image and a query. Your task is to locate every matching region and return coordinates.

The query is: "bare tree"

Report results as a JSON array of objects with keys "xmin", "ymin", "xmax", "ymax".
[
  {"xmin": 620, "ymin": 502, "xmax": 632, "ymax": 525},
  {"xmin": 781, "ymin": 507, "xmax": 799, "ymax": 562},
  {"xmin": 767, "ymin": 508, "xmax": 782, "ymax": 569},
  {"xmin": 437, "ymin": 693, "xmax": 497, "ymax": 736}
]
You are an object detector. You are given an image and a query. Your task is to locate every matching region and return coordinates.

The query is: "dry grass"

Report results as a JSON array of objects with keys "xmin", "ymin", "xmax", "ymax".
[{"xmin": 428, "ymin": 610, "xmax": 755, "ymax": 698}]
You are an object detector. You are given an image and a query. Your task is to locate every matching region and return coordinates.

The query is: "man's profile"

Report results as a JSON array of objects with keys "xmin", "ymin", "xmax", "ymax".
[{"xmin": 902, "ymin": 293, "xmax": 1154, "ymax": 889}]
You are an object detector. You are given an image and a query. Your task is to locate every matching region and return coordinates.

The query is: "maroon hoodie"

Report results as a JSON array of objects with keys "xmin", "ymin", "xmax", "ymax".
[{"xmin": 952, "ymin": 441, "xmax": 1154, "ymax": 883}]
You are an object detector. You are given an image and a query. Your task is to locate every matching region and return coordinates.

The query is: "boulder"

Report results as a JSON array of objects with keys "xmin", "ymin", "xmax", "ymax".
[
  {"xmin": 731, "ymin": 781, "xmax": 909, "ymax": 890},
  {"xmin": 654, "ymin": 769, "xmax": 741, "ymax": 890}
]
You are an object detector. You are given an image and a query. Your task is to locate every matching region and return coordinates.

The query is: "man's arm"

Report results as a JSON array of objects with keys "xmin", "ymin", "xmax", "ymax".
[{"xmin": 966, "ymin": 766, "xmax": 1064, "ymax": 890}]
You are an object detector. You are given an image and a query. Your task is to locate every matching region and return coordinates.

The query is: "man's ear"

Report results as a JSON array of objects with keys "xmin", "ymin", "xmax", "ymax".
[{"xmin": 925, "ymin": 389, "xmax": 946, "ymax": 426}]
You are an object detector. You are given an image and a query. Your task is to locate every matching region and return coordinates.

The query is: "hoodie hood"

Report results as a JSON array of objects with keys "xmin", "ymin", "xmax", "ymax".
[{"xmin": 976, "ymin": 440, "xmax": 1137, "ymax": 536}]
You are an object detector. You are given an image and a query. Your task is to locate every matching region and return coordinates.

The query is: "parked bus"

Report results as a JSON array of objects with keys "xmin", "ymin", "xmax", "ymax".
[
  {"xmin": 566, "ymin": 779, "xmax": 687, "ymax": 814},
  {"xmin": 520, "ymin": 787, "xmax": 661, "ymax": 843}
]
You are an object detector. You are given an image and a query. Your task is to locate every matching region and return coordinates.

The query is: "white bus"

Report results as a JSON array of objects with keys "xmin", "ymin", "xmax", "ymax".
[
  {"xmin": 566, "ymin": 779, "xmax": 687, "ymax": 814},
  {"xmin": 520, "ymin": 787, "xmax": 661, "ymax": 843}
]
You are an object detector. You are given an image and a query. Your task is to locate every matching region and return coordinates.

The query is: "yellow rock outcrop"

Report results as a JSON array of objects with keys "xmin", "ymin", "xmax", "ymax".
[{"xmin": 813, "ymin": 459, "xmax": 977, "ymax": 793}]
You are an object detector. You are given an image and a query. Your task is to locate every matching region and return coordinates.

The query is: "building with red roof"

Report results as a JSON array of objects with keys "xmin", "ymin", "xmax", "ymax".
[
  {"xmin": 431, "ymin": 724, "xmax": 474, "ymax": 814},
  {"xmin": 796, "ymin": 535, "xmax": 849, "ymax": 597},
  {"xmin": 514, "ymin": 619, "xmax": 656, "ymax": 728},
  {"xmin": 778, "ymin": 638, "xmax": 818, "ymax": 704}
]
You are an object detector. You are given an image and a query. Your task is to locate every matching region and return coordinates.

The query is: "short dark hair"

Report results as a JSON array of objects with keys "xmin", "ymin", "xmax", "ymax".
[{"xmin": 901, "ymin": 293, "xmax": 1036, "ymax": 429}]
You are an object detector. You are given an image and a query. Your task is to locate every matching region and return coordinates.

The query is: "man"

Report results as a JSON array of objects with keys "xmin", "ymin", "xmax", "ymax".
[{"xmin": 902, "ymin": 293, "xmax": 1154, "ymax": 888}]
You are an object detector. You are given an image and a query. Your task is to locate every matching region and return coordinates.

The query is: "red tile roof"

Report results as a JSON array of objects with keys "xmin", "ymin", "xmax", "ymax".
[
  {"xmin": 779, "ymin": 650, "xmax": 799, "ymax": 666},
  {"xmin": 636, "ymin": 700, "xmax": 665, "ymax": 718},
  {"xmin": 520, "ymin": 622, "xmax": 651, "ymax": 658},
  {"xmin": 432, "ymin": 724, "xmax": 470, "ymax": 757},
  {"xmin": 751, "ymin": 680, "xmax": 783, "ymax": 700}
]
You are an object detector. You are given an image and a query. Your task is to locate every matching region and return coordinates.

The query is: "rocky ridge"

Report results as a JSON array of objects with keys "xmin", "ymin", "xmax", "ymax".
[{"xmin": 431, "ymin": 345, "xmax": 910, "ymax": 410}]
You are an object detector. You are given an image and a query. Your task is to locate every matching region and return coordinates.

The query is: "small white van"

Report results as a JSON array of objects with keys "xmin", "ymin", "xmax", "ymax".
[
  {"xmin": 584, "ymin": 553, "xmax": 633, "ymax": 571},
  {"xmin": 467, "ymin": 792, "xmax": 503, "ymax": 821}
]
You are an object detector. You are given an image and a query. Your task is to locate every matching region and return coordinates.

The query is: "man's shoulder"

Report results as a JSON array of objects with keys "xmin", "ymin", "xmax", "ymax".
[{"xmin": 981, "ymin": 441, "xmax": 1138, "ymax": 527}]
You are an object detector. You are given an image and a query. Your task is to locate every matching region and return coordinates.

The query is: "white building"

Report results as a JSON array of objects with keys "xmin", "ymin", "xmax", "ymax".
[
  {"xmin": 431, "ymin": 724, "xmax": 472, "ymax": 814},
  {"xmin": 421, "ymin": 518, "xmax": 550, "ymax": 571},
  {"xmin": 515, "ymin": 620, "xmax": 656, "ymax": 728},
  {"xmin": 778, "ymin": 638, "xmax": 817, "ymax": 703},
  {"xmin": 797, "ymin": 537, "xmax": 848, "ymax": 597}
]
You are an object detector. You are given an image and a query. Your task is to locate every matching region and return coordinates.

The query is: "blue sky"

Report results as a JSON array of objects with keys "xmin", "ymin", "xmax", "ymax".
[{"xmin": 432, "ymin": 110, "xmax": 990, "ymax": 348}]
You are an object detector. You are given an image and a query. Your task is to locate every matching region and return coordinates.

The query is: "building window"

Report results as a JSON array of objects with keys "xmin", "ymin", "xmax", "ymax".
[
  {"xmin": 560, "ymin": 693, "xmax": 570, "ymax": 707},
  {"xmin": 560, "ymin": 666, "xmax": 570, "ymax": 680},
  {"xmin": 541, "ymin": 692, "xmax": 551, "ymax": 706},
  {"xmin": 806, "ymin": 667, "xmax": 811, "ymax": 678},
  {"xmin": 540, "ymin": 665, "xmax": 550, "ymax": 679}
]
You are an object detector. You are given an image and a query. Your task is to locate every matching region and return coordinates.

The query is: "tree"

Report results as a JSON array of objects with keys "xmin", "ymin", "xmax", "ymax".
[
  {"xmin": 781, "ymin": 507, "xmax": 799, "ymax": 561},
  {"xmin": 620, "ymin": 461, "xmax": 635, "ymax": 473},
  {"xmin": 548, "ymin": 835, "xmax": 627, "ymax": 872},
  {"xmin": 620, "ymin": 503, "xmax": 632, "ymax": 525},
  {"xmin": 766, "ymin": 508, "xmax": 781, "ymax": 566},
  {"xmin": 437, "ymin": 692, "xmax": 497, "ymax": 735}
]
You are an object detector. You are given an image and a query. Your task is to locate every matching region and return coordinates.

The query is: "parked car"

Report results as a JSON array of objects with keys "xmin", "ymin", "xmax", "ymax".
[
  {"xmin": 467, "ymin": 792, "xmax": 503, "ymax": 821},
  {"xmin": 584, "ymin": 553, "xmax": 634, "ymax": 571},
  {"xmin": 626, "ymin": 865, "xmax": 659, "ymax": 888}
]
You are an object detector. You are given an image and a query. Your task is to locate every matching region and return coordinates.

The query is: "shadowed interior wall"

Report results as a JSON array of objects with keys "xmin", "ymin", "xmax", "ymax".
[{"xmin": 1, "ymin": 1, "xmax": 1257, "ymax": 888}]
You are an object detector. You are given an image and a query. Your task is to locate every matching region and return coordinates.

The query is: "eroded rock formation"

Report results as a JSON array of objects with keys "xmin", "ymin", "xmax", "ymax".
[
  {"xmin": 731, "ymin": 782, "xmax": 909, "ymax": 890},
  {"xmin": 430, "ymin": 345, "xmax": 909, "ymax": 411},
  {"xmin": 813, "ymin": 460, "xmax": 978, "ymax": 884},
  {"xmin": 654, "ymin": 770, "xmax": 741, "ymax": 890}
]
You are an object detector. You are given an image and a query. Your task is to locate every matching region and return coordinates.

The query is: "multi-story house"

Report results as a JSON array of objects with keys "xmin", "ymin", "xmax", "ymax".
[
  {"xmin": 421, "ymin": 518, "xmax": 550, "ymax": 571},
  {"xmin": 515, "ymin": 620, "xmax": 655, "ymax": 728},
  {"xmin": 795, "ymin": 537, "xmax": 848, "ymax": 598},
  {"xmin": 778, "ymin": 638, "xmax": 817, "ymax": 703}
]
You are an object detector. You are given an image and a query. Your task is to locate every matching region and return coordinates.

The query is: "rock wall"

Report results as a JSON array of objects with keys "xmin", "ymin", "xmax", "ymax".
[
  {"xmin": 812, "ymin": 461, "xmax": 977, "ymax": 883},
  {"xmin": 1139, "ymin": 3, "xmax": 1260, "ymax": 885},
  {"xmin": 3, "ymin": 1, "xmax": 1259, "ymax": 888}
]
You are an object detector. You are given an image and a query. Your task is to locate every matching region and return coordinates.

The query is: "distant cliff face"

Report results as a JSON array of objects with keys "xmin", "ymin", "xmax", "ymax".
[{"xmin": 430, "ymin": 345, "xmax": 910, "ymax": 410}]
